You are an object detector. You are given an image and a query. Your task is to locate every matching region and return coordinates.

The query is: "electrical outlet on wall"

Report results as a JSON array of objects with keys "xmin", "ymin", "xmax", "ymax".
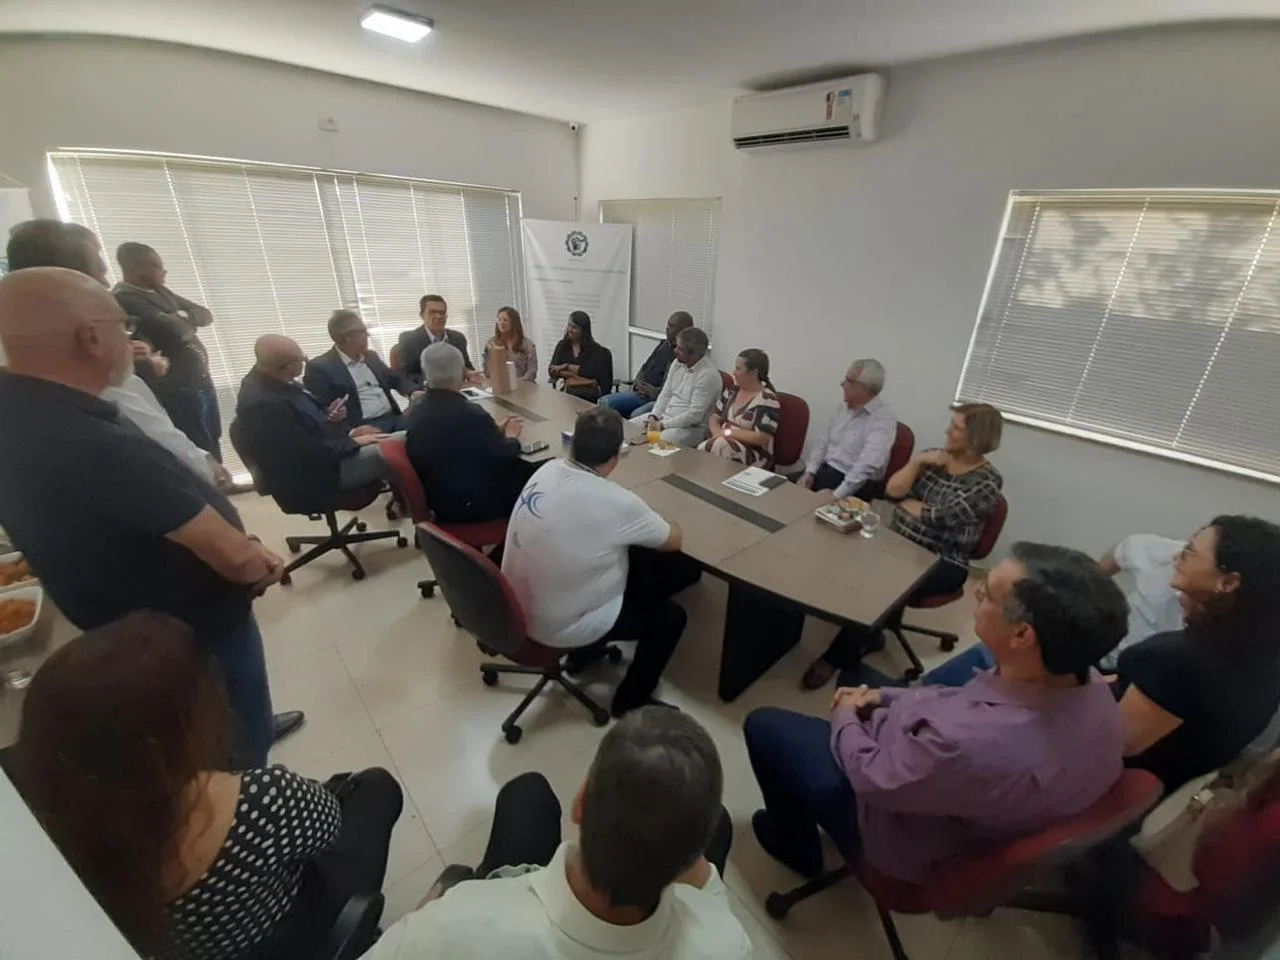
[{"xmin": 318, "ymin": 114, "xmax": 339, "ymax": 133}]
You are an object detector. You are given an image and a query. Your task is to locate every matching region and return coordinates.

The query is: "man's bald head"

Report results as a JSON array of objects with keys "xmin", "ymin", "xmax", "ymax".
[
  {"xmin": 254, "ymin": 335, "xmax": 306, "ymax": 382},
  {"xmin": 0, "ymin": 267, "xmax": 133, "ymax": 393}
]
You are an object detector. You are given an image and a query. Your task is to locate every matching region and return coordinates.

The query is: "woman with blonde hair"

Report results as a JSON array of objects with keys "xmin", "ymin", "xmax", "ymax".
[
  {"xmin": 483, "ymin": 306, "xmax": 538, "ymax": 382},
  {"xmin": 699, "ymin": 348, "xmax": 781, "ymax": 467}
]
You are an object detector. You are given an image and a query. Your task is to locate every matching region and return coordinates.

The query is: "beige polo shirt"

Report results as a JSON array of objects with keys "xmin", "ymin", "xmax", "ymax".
[{"xmin": 365, "ymin": 844, "xmax": 752, "ymax": 959}]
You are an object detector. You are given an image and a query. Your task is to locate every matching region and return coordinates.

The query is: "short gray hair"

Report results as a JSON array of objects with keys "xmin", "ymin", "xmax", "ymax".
[
  {"xmin": 327, "ymin": 309, "xmax": 364, "ymax": 342},
  {"xmin": 420, "ymin": 341, "xmax": 465, "ymax": 389},
  {"xmin": 676, "ymin": 326, "xmax": 709, "ymax": 359},
  {"xmin": 848, "ymin": 358, "xmax": 885, "ymax": 395},
  {"xmin": 579, "ymin": 707, "xmax": 723, "ymax": 911}
]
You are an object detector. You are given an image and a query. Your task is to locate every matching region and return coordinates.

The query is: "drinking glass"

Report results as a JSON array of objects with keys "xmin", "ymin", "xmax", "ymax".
[{"xmin": 859, "ymin": 507, "xmax": 881, "ymax": 539}]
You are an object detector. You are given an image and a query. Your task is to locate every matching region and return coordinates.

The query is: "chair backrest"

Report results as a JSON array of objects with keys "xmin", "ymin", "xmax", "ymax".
[
  {"xmin": 416, "ymin": 522, "xmax": 528, "ymax": 655},
  {"xmin": 772, "ymin": 392, "xmax": 810, "ymax": 470},
  {"xmin": 319, "ymin": 893, "xmax": 384, "ymax": 960},
  {"xmin": 378, "ymin": 438, "xmax": 429, "ymax": 523},
  {"xmin": 886, "ymin": 422, "xmax": 915, "ymax": 479},
  {"xmin": 389, "ymin": 342, "xmax": 405, "ymax": 373},
  {"xmin": 973, "ymin": 494, "xmax": 1009, "ymax": 561},
  {"xmin": 227, "ymin": 419, "xmax": 269, "ymax": 495},
  {"xmin": 923, "ymin": 768, "xmax": 1163, "ymax": 915},
  {"xmin": 718, "ymin": 369, "xmax": 733, "ymax": 391}
]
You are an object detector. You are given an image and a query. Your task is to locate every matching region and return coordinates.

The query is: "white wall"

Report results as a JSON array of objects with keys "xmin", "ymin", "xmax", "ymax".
[
  {"xmin": 0, "ymin": 35, "xmax": 577, "ymax": 222},
  {"xmin": 580, "ymin": 24, "xmax": 1280, "ymax": 555}
]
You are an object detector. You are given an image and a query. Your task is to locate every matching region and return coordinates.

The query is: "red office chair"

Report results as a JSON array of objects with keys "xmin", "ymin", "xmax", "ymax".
[
  {"xmin": 719, "ymin": 369, "xmax": 733, "ymax": 391},
  {"xmin": 416, "ymin": 521, "xmax": 616, "ymax": 743},
  {"xmin": 862, "ymin": 421, "xmax": 917, "ymax": 501},
  {"xmin": 889, "ymin": 494, "xmax": 1008, "ymax": 681},
  {"xmin": 378, "ymin": 439, "xmax": 508, "ymax": 598},
  {"xmin": 771, "ymin": 392, "xmax": 810, "ymax": 474},
  {"xmin": 766, "ymin": 769, "xmax": 1163, "ymax": 960}
]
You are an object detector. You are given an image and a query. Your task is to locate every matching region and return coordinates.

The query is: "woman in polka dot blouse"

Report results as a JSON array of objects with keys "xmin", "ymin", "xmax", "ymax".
[{"xmin": 11, "ymin": 611, "xmax": 404, "ymax": 959}]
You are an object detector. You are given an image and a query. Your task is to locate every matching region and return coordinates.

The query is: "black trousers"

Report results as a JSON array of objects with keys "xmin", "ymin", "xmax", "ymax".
[
  {"xmin": 581, "ymin": 547, "xmax": 701, "ymax": 712},
  {"xmin": 249, "ymin": 767, "xmax": 404, "ymax": 960},
  {"xmin": 437, "ymin": 771, "xmax": 733, "ymax": 889},
  {"xmin": 819, "ymin": 557, "xmax": 970, "ymax": 668},
  {"xmin": 811, "ymin": 463, "xmax": 878, "ymax": 501},
  {"xmin": 158, "ymin": 381, "xmax": 221, "ymax": 459}
]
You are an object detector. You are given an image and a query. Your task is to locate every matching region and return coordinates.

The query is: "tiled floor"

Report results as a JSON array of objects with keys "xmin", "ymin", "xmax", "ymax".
[{"xmin": 240, "ymin": 493, "xmax": 1105, "ymax": 960}]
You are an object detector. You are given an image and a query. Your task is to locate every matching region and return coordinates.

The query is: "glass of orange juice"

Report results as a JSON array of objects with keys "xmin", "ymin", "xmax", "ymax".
[{"xmin": 646, "ymin": 427, "xmax": 661, "ymax": 445}]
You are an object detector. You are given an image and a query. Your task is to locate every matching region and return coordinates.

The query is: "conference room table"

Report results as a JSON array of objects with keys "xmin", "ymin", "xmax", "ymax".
[{"xmin": 475, "ymin": 382, "xmax": 940, "ymax": 701}]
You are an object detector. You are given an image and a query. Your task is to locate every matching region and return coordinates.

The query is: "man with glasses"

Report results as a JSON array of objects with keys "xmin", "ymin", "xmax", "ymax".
[
  {"xmin": 800, "ymin": 358, "xmax": 897, "ymax": 501},
  {"xmin": 631, "ymin": 326, "xmax": 721, "ymax": 448},
  {"xmin": 305, "ymin": 309, "xmax": 421, "ymax": 433}
]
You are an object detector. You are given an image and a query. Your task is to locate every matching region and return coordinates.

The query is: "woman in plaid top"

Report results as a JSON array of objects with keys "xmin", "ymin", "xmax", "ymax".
[{"xmin": 801, "ymin": 403, "xmax": 1005, "ymax": 690}]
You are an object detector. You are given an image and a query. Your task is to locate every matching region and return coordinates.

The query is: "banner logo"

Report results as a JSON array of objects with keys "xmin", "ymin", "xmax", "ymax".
[{"xmin": 565, "ymin": 230, "xmax": 589, "ymax": 257}]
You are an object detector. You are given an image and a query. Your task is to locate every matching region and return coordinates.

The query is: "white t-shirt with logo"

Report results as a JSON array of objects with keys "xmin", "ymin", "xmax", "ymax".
[{"xmin": 503, "ymin": 459, "xmax": 671, "ymax": 648}]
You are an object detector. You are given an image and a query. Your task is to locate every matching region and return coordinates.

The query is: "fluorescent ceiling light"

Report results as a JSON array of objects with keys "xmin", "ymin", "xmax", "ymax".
[{"xmin": 361, "ymin": 6, "xmax": 434, "ymax": 43}]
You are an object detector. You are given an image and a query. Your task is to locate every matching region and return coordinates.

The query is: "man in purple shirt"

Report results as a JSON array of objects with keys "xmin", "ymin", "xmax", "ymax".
[{"xmin": 743, "ymin": 542, "xmax": 1128, "ymax": 883}]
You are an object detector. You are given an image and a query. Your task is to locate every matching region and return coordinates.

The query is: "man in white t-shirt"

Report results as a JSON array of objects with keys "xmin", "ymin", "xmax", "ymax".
[
  {"xmin": 1097, "ymin": 532, "xmax": 1184, "ymax": 670},
  {"xmin": 365, "ymin": 708, "xmax": 752, "ymax": 960},
  {"xmin": 503, "ymin": 406, "xmax": 697, "ymax": 716}
]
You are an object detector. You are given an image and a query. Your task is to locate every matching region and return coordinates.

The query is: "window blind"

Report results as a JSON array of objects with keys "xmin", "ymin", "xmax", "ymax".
[
  {"xmin": 49, "ymin": 150, "xmax": 522, "ymax": 476},
  {"xmin": 957, "ymin": 190, "xmax": 1280, "ymax": 483},
  {"xmin": 600, "ymin": 198, "xmax": 721, "ymax": 335}
]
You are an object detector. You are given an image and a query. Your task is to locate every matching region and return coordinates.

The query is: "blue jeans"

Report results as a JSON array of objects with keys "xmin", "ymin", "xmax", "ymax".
[
  {"xmin": 743, "ymin": 707, "xmax": 861, "ymax": 877},
  {"xmin": 209, "ymin": 615, "xmax": 274, "ymax": 767},
  {"xmin": 599, "ymin": 391, "xmax": 652, "ymax": 418},
  {"xmin": 922, "ymin": 645, "xmax": 995, "ymax": 687}
]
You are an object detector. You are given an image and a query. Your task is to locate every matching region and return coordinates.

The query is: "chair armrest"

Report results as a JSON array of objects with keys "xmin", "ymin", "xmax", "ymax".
[{"xmin": 320, "ymin": 893, "xmax": 385, "ymax": 960}]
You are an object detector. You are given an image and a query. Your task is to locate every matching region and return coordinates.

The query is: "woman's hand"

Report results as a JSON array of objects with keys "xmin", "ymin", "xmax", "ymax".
[
  {"xmin": 915, "ymin": 449, "xmax": 948, "ymax": 469},
  {"xmin": 900, "ymin": 499, "xmax": 925, "ymax": 518}
]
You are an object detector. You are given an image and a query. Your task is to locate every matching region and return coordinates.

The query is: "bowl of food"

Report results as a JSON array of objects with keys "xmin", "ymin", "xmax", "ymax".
[
  {"xmin": 0, "ymin": 552, "xmax": 38, "ymax": 595},
  {"xmin": 0, "ymin": 586, "xmax": 42, "ymax": 649},
  {"xmin": 815, "ymin": 495, "xmax": 869, "ymax": 534}
]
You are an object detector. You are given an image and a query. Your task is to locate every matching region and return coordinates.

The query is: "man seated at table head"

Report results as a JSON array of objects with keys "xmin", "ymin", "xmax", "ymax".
[
  {"xmin": 743, "ymin": 542, "xmax": 1128, "ymax": 883},
  {"xmin": 503, "ymin": 406, "xmax": 698, "ymax": 716},
  {"xmin": 601, "ymin": 311, "xmax": 693, "ymax": 418},
  {"xmin": 630, "ymin": 326, "xmax": 721, "ymax": 448},
  {"xmin": 405, "ymin": 341, "xmax": 537, "ymax": 525},
  {"xmin": 397, "ymin": 294, "xmax": 480, "ymax": 388},
  {"xmin": 235, "ymin": 335, "xmax": 399, "ymax": 503},
  {"xmin": 364, "ymin": 707, "xmax": 750, "ymax": 959},
  {"xmin": 303, "ymin": 308, "xmax": 419, "ymax": 433},
  {"xmin": 801, "ymin": 358, "xmax": 896, "ymax": 501}
]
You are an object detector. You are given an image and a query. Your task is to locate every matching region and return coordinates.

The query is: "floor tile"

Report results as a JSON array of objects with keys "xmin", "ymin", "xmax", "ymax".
[{"xmin": 380, "ymin": 855, "xmax": 444, "ymax": 927}]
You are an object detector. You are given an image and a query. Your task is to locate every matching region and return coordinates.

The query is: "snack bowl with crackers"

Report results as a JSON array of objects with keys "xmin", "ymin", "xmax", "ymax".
[
  {"xmin": 815, "ymin": 495, "xmax": 870, "ymax": 534},
  {"xmin": 0, "ymin": 551, "xmax": 39, "ymax": 595},
  {"xmin": 0, "ymin": 585, "xmax": 42, "ymax": 649}
]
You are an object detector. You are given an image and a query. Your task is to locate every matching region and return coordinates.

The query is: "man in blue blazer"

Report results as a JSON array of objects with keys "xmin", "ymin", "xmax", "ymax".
[{"xmin": 304, "ymin": 309, "xmax": 419, "ymax": 432}]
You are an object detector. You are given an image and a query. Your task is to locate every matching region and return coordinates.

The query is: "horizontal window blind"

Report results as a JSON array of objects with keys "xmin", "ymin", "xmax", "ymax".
[
  {"xmin": 49, "ymin": 150, "xmax": 522, "ymax": 475},
  {"xmin": 600, "ymin": 198, "xmax": 720, "ymax": 335},
  {"xmin": 957, "ymin": 190, "xmax": 1280, "ymax": 483}
]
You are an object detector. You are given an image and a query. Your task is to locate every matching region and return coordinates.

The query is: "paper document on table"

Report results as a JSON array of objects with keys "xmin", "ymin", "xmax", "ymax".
[{"xmin": 722, "ymin": 466, "xmax": 783, "ymax": 497}]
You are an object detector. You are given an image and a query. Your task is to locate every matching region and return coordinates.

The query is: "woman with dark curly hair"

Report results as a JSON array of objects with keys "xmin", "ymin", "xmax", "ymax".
[{"xmin": 12, "ymin": 611, "xmax": 403, "ymax": 960}]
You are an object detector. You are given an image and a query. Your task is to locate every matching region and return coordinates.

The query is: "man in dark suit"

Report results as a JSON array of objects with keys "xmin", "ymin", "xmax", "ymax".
[
  {"xmin": 304, "ymin": 309, "xmax": 420, "ymax": 432},
  {"xmin": 405, "ymin": 342, "xmax": 537, "ymax": 524},
  {"xmin": 235, "ymin": 335, "xmax": 398, "ymax": 509},
  {"xmin": 397, "ymin": 294, "xmax": 483, "ymax": 388}
]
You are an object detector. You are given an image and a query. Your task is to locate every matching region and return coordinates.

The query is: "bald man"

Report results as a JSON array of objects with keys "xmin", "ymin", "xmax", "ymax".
[
  {"xmin": 234, "ymin": 335, "xmax": 400, "ymax": 510},
  {"xmin": 0, "ymin": 268, "xmax": 286, "ymax": 766}
]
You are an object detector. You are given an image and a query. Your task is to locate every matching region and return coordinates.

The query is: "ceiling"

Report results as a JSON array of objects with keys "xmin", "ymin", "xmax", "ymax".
[{"xmin": 1, "ymin": 0, "xmax": 1276, "ymax": 122}]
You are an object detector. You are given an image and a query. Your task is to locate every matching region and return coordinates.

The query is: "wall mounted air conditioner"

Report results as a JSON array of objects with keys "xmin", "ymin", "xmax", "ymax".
[{"xmin": 731, "ymin": 73, "xmax": 885, "ymax": 150}]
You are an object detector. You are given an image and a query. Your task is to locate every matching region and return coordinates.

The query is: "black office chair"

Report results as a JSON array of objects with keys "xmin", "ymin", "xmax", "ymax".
[
  {"xmin": 318, "ymin": 893, "xmax": 384, "ymax": 960},
  {"xmin": 229, "ymin": 420, "xmax": 406, "ymax": 582}
]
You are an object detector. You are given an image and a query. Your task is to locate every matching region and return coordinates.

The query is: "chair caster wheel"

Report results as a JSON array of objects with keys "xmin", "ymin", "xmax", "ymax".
[
  {"xmin": 765, "ymin": 893, "xmax": 791, "ymax": 920},
  {"xmin": 351, "ymin": 567, "xmax": 366, "ymax": 581},
  {"xmin": 482, "ymin": 669, "xmax": 498, "ymax": 687},
  {"xmin": 356, "ymin": 521, "xmax": 368, "ymax": 533},
  {"xmin": 286, "ymin": 539, "xmax": 301, "ymax": 554},
  {"xmin": 396, "ymin": 536, "xmax": 408, "ymax": 548},
  {"xmin": 503, "ymin": 725, "xmax": 523, "ymax": 744},
  {"xmin": 591, "ymin": 710, "xmax": 610, "ymax": 727},
  {"xmin": 606, "ymin": 646, "xmax": 623, "ymax": 664},
  {"xmin": 419, "ymin": 582, "xmax": 435, "ymax": 598},
  {"xmin": 280, "ymin": 572, "xmax": 293, "ymax": 586},
  {"xmin": 902, "ymin": 667, "xmax": 922, "ymax": 682},
  {"xmin": 940, "ymin": 637, "xmax": 957, "ymax": 652}
]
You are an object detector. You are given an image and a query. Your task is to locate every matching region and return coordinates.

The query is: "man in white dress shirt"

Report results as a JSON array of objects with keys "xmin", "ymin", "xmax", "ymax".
[
  {"xmin": 632, "ymin": 327, "xmax": 722, "ymax": 448},
  {"xmin": 365, "ymin": 707, "xmax": 751, "ymax": 960},
  {"xmin": 800, "ymin": 358, "xmax": 897, "ymax": 500}
]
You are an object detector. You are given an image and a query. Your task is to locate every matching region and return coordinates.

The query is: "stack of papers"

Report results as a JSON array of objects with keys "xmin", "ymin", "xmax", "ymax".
[{"xmin": 722, "ymin": 466, "xmax": 784, "ymax": 497}]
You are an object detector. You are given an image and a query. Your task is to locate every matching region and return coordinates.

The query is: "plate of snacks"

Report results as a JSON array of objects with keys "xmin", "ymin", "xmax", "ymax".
[
  {"xmin": 815, "ymin": 495, "xmax": 869, "ymax": 534},
  {"xmin": 648, "ymin": 440, "xmax": 681, "ymax": 457},
  {"xmin": 0, "ymin": 586, "xmax": 42, "ymax": 648},
  {"xmin": 0, "ymin": 552, "xmax": 38, "ymax": 595}
]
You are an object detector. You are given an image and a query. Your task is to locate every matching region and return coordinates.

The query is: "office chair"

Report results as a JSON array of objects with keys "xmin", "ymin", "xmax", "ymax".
[
  {"xmin": 378, "ymin": 439, "xmax": 508, "ymax": 598},
  {"xmin": 318, "ymin": 893, "xmax": 384, "ymax": 960},
  {"xmin": 766, "ymin": 769, "xmax": 1162, "ymax": 960},
  {"xmin": 416, "ymin": 521, "xmax": 616, "ymax": 744},
  {"xmin": 228, "ymin": 421, "xmax": 406, "ymax": 583},
  {"xmin": 771, "ymin": 391, "xmax": 810, "ymax": 474},
  {"xmin": 889, "ymin": 494, "xmax": 1008, "ymax": 681}
]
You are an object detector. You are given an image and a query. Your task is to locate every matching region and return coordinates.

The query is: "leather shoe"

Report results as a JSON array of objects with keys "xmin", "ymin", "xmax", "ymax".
[
  {"xmin": 800, "ymin": 658, "xmax": 838, "ymax": 691},
  {"xmin": 272, "ymin": 710, "xmax": 305, "ymax": 744}
]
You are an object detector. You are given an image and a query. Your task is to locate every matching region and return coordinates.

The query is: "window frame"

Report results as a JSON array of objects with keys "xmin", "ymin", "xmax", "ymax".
[{"xmin": 955, "ymin": 188, "xmax": 1280, "ymax": 486}]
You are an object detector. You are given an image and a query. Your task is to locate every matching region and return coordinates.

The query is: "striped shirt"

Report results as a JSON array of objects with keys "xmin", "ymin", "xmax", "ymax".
[{"xmin": 890, "ymin": 459, "xmax": 1002, "ymax": 564}]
